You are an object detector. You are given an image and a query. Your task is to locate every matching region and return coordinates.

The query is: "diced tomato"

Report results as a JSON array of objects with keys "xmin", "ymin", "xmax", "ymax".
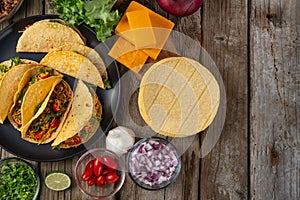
[
  {"xmin": 50, "ymin": 118, "xmax": 60, "ymax": 129},
  {"xmin": 37, "ymin": 72, "xmax": 50, "ymax": 81},
  {"xmin": 85, "ymin": 159, "xmax": 95, "ymax": 171},
  {"xmin": 96, "ymin": 176, "xmax": 105, "ymax": 187},
  {"xmin": 25, "ymin": 24, "xmax": 32, "ymax": 29},
  {"xmin": 102, "ymin": 155, "xmax": 118, "ymax": 169},
  {"xmin": 34, "ymin": 130, "xmax": 44, "ymax": 140},
  {"xmin": 52, "ymin": 101, "xmax": 61, "ymax": 113},
  {"xmin": 93, "ymin": 156, "xmax": 104, "ymax": 177},
  {"xmin": 87, "ymin": 176, "xmax": 96, "ymax": 186},
  {"xmin": 105, "ymin": 173, "xmax": 119, "ymax": 184},
  {"xmin": 102, "ymin": 167, "xmax": 116, "ymax": 175},
  {"xmin": 65, "ymin": 136, "xmax": 82, "ymax": 146},
  {"xmin": 81, "ymin": 168, "xmax": 94, "ymax": 182}
]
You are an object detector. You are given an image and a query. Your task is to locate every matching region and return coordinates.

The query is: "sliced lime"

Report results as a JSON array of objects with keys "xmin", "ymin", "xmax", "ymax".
[{"xmin": 45, "ymin": 172, "xmax": 71, "ymax": 191}]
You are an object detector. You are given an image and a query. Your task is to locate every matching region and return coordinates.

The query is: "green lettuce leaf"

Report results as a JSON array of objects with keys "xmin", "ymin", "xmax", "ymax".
[{"xmin": 53, "ymin": 0, "xmax": 120, "ymax": 41}]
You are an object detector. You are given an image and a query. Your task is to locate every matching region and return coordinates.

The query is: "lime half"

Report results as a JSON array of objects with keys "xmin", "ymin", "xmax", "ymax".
[{"xmin": 45, "ymin": 172, "xmax": 71, "ymax": 191}]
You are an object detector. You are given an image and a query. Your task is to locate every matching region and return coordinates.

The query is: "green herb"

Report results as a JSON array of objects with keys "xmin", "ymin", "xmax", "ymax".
[
  {"xmin": 32, "ymin": 121, "xmax": 42, "ymax": 132},
  {"xmin": 0, "ymin": 64, "xmax": 8, "ymax": 74},
  {"xmin": 53, "ymin": 0, "xmax": 120, "ymax": 41},
  {"xmin": 10, "ymin": 57, "xmax": 23, "ymax": 66},
  {"xmin": 55, "ymin": 146, "xmax": 61, "ymax": 150},
  {"xmin": 43, "ymin": 112, "xmax": 61, "ymax": 124},
  {"xmin": 0, "ymin": 162, "xmax": 38, "ymax": 200},
  {"xmin": 104, "ymin": 79, "xmax": 111, "ymax": 89},
  {"xmin": 34, "ymin": 102, "xmax": 43, "ymax": 115},
  {"xmin": 29, "ymin": 76, "xmax": 37, "ymax": 85},
  {"xmin": 91, "ymin": 115, "xmax": 102, "ymax": 123},
  {"xmin": 17, "ymin": 86, "xmax": 29, "ymax": 105}
]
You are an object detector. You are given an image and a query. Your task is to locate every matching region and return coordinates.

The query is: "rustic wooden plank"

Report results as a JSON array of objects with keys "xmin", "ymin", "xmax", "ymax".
[
  {"xmin": 201, "ymin": 0, "xmax": 249, "ymax": 199},
  {"xmin": 26, "ymin": 0, "xmax": 43, "ymax": 16},
  {"xmin": 114, "ymin": 1, "xmax": 202, "ymax": 200},
  {"xmin": 45, "ymin": 0, "xmax": 56, "ymax": 15},
  {"xmin": 250, "ymin": 0, "xmax": 300, "ymax": 199}
]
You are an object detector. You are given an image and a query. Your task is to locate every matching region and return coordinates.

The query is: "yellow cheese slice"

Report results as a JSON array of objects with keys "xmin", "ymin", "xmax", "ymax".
[
  {"xmin": 126, "ymin": 10, "xmax": 156, "ymax": 48},
  {"xmin": 115, "ymin": 1, "xmax": 175, "ymax": 60},
  {"xmin": 108, "ymin": 37, "xmax": 148, "ymax": 73}
]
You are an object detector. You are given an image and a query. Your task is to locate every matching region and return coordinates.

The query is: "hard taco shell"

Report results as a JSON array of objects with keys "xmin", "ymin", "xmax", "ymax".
[
  {"xmin": 0, "ymin": 63, "xmax": 38, "ymax": 123},
  {"xmin": 8, "ymin": 66, "xmax": 63, "ymax": 130},
  {"xmin": 52, "ymin": 80, "xmax": 102, "ymax": 149},
  {"xmin": 16, "ymin": 19, "xmax": 85, "ymax": 53},
  {"xmin": 40, "ymin": 50, "xmax": 104, "ymax": 88},
  {"xmin": 21, "ymin": 79, "xmax": 73, "ymax": 144},
  {"xmin": 53, "ymin": 43, "xmax": 108, "ymax": 81}
]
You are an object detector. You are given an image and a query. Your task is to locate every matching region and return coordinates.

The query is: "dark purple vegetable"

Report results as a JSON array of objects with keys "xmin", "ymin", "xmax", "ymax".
[{"xmin": 156, "ymin": 0, "xmax": 203, "ymax": 17}]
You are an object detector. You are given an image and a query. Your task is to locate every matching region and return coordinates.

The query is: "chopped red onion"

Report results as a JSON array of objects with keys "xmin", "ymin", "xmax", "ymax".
[{"xmin": 128, "ymin": 139, "xmax": 180, "ymax": 187}]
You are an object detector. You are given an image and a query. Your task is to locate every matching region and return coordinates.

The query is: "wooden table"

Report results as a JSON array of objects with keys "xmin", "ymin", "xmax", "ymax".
[{"xmin": 1, "ymin": 0, "xmax": 299, "ymax": 199}]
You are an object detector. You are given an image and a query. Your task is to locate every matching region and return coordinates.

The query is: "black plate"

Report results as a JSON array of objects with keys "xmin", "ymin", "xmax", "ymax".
[{"xmin": 0, "ymin": 15, "xmax": 121, "ymax": 162}]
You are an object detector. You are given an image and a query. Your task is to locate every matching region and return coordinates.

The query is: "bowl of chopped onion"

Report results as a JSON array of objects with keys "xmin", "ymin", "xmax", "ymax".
[{"xmin": 127, "ymin": 137, "xmax": 181, "ymax": 190}]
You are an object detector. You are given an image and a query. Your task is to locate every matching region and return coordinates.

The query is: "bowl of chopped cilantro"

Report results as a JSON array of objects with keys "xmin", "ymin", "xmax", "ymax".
[{"xmin": 0, "ymin": 157, "xmax": 40, "ymax": 200}]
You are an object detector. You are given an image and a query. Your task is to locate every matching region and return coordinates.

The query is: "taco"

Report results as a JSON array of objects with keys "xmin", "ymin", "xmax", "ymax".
[
  {"xmin": 8, "ymin": 66, "xmax": 63, "ymax": 130},
  {"xmin": 21, "ymin": 79, "xmax": 73, "ymax": 144},
  {"xmin": 53, "ymin": 43, "xmax": 108, "ymax": 82},
  {"xmin": 52, "ymin": 80, "xmax": 102, "ymax": 149},
  {"xmin": 0, "ymin": 57, "xmax": 37, "ymax": 84},
  {"xmin": 0, "ymin": 62, "xmax": 38, "ymax": 124},
  {"xmin": 16, "ymin": 19, "xmax": 85, "ymax": 53},
  {"xmin": 40, "ymin": 50, "xmax": 105, "ymax": 88}
]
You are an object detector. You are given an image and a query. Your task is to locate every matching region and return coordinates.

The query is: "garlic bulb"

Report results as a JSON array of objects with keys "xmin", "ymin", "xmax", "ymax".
[{"xmin": 106, "ymin": 126, "xmax": 135, "ymax": 156}]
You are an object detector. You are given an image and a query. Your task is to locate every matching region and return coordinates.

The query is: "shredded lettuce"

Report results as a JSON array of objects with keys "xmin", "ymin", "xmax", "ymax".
[{"xmin": 53, "ymin": 0, "xmax": 120, "ymax": 41}]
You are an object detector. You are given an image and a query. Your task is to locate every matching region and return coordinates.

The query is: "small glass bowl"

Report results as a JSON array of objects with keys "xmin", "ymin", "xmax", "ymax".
[
  {"xmin": 0, "ymin": 157, "xmax": 40, "ymax": 200},
  {"xmin": 127, "ymin": 137, "xmax": 181, "ymax": 190},
  {"xmin": 0, "ymin": 0, "xmax": 25, "ymax": 23},
  {"xmin": 74, "ymin": 148, "xmax": 126, "ymax": 199}
]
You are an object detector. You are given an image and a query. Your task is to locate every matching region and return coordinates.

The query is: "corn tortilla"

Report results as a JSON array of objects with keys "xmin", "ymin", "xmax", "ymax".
[
  {"xmin": 0, "ymin": 63, "xmax": 38, "ymax": 123},
  {"xmin": 138, "ymin": 57, "xmax": 220, "ymax": 137},
  {"xmin": 16, "ymin": 19, "xmax": 85, "ymax": 53},
  {"xmin": 53, "ymin": 44, "xmax": 108, "ymax": 81},
  {"xmin": 40, "ymin": 50, "xmax": 104, "ymax": 88}
]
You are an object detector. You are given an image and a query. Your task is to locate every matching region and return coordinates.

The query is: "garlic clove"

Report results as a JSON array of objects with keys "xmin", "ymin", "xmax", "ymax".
[{"xmin": 106, "ymin": 126, "xmax": 135, "ymax": 156}]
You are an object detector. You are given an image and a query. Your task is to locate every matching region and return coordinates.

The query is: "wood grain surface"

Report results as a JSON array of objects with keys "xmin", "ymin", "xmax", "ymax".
[
  {"xmin": 250, "ymin": 0, "xmax": 300, "ymax": 199},
  {"xmin": 0, "ymin": 0, "xmax": 299, "ymax": 199}
]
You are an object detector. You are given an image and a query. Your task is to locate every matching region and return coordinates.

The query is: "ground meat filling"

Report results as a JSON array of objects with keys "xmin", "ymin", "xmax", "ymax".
[{"xmin": 0, "ymin": 0, "xmax": 19, "ymax": 18}]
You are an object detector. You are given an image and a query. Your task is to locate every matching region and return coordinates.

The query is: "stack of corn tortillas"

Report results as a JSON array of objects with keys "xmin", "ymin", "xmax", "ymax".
[{"xmin": 138, "ymin": 57, "xmax": 220, "ymax": 137}]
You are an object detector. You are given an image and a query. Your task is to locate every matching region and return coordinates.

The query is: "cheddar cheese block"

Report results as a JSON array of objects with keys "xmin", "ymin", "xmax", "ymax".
[
  {"xmin": 108, "ymin": 37, "xmax": 148, "ymax": 73},
  {"xmin": 115, "ymin": 1, "xmax": 175, "ymax": 60},
  {"xmin": 126, "ymin": 10, "xmax": 156, "ymax": 48}
]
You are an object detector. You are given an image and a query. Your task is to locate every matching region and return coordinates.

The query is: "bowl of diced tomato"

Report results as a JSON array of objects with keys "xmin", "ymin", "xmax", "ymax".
[{"xmin": 74, "ymin": 148, "xmax": 126, "ymax": 199}]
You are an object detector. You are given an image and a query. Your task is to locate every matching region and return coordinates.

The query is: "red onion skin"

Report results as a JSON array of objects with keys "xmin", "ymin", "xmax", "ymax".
[{"xmin": 156, "ymin": 0, "xmax": 203, "ymax": 17}]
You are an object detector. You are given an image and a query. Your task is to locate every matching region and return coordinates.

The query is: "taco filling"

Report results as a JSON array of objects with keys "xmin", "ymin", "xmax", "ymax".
[
  {"xmin": 0, "ymin": 57, "xmax": 24, "ymax": 81},
  {"xmin": 10, "ymin": 68, "xmax": 58, "ymax": 127},
  {"xmin": 60, "ymin": 90, "xmax": 102, "ymax": 148},
  {"xmin": 25, "ymin": 81, "xmax": 72, "ymax": 144}
]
